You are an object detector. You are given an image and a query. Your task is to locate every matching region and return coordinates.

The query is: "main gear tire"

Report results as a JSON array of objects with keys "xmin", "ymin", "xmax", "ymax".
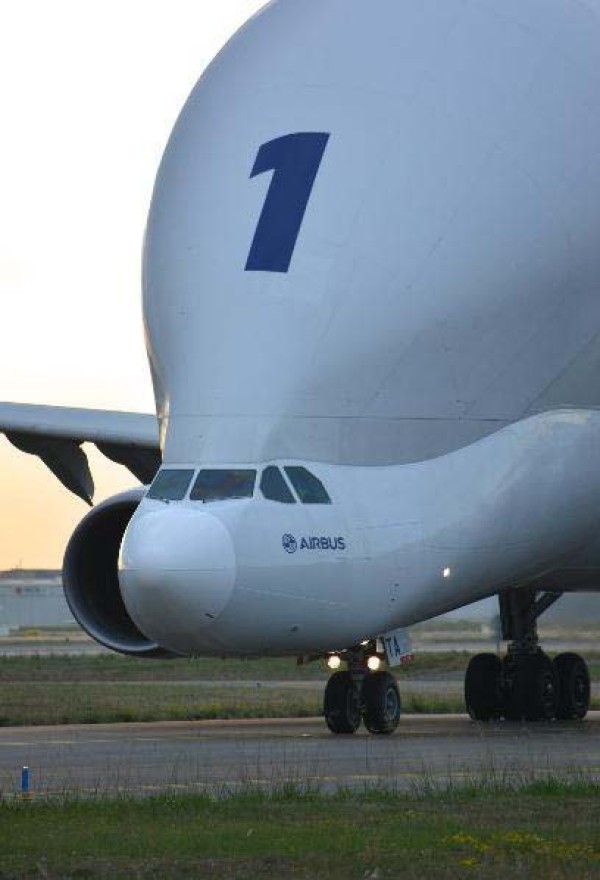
[
  {"xmin": 503, "ymin": 652, "xmax": 558, "ymax": 721},
  {"xmin": 464, "ymin": 653, "xmax": 503, "ymax": 721},
  {"xmin": 553, "ymin": 653, "xmax": 590, "ymax": 720}
]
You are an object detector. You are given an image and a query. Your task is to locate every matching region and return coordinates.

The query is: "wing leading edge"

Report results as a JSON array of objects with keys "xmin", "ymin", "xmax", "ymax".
[{"xmin": 0, "ymin": 403, "xmax": 161, "ymax": 505}]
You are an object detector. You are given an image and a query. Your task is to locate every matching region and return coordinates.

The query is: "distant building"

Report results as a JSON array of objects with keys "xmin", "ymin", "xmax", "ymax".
[{"xmin": 0, "ymin": 570, "xmax": 74, "ymax": 632}]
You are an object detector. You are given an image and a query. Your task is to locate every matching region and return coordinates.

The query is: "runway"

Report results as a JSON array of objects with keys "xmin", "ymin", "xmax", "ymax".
[{"xmin": 1, "ymin": 713, "xmax": 599, "ymax": 797}]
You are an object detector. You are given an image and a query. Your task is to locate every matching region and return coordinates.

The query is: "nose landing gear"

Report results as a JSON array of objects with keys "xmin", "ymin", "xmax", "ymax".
[
  {"xmin": 323, "ymin": 671, "xmax": 362, "ymax": 734},
  {"xmin": 323, "ymin": 647, "xmax": 401, "ymax": 735},
  {"xmin": 465, "ymin": 590, "xmax": 591, "ymax": 723},
  {"xmin": 362, "ymin": 671, "xmax": 402, "ymax": 734}
]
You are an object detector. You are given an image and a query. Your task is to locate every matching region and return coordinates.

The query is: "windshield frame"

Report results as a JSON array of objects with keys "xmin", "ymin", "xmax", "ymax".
[
  {"xmin": 146, "ymin": 468, "xmax": 195, "ymax": 502},
  {"xmin": 189, "ymin": 468, "xmax": 257, "ymax": 503}
]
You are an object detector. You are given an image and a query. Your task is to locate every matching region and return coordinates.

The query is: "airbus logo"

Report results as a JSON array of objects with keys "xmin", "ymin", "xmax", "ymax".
[
  {"xmin": 282, "ymin": 534, "xmax": 298, "ymax": 554},
  {"xmin": 282, "ymin": 534, "xmax": 346, "ymax": 553}
]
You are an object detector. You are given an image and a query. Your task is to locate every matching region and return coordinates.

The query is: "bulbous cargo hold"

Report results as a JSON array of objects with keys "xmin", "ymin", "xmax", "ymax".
[{"xmin": 143, "ymin": 0, "xmax": 600, "ymax": 468}]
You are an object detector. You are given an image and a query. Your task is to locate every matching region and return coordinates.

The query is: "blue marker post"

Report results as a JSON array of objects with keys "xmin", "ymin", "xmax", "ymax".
[{"xmin": 21, "ymin": 766, "xmax": 30, "ymax": 798}]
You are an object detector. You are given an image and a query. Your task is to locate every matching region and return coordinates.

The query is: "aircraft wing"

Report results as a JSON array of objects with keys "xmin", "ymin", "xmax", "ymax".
[{"xmin": 0, "ymin": 403, "xmax": 161, "ymax": 505}]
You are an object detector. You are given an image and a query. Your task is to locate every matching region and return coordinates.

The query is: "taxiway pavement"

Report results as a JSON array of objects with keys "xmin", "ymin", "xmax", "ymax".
[{"xmin": 1, "ymin": 713, "xmax": 598, "ymax": 797}]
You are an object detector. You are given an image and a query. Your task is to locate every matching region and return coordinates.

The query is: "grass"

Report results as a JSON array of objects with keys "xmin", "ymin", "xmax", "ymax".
[
  {"xmin": 0, "ymin": 652, "xmax": 598, "ymax": 726},
  {"xmin": 0, "ymin": 784, "xmax": 598, "ymax": 879},
  {"xmin": 0, "ymin": 651, "xmax": 481, "ymax": 682},
  {"xmin": 1, "ymin": 650, "xmax": 597, "ymax": 683},
  {"xmin": 0, "ymin": 682, "xmax": 321, "ymax": 726},
  {"xmin": 0, "ymin": 682, "xmax": 475, "ymax": 726}
]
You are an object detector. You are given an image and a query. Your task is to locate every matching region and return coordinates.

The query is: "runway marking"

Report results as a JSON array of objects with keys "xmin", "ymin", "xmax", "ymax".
[{"xmin": 0, "ymin": 739, "xmax": 117, "ymax": 747}]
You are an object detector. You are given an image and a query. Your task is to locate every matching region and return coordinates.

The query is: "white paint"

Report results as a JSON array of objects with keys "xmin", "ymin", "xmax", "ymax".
[
  {"xmin": 119, "ymin": 410, "xmax": 600, "ymax": 655},
  {"xmin": 6, "ymin": 0, "xmax": 600, "ymax": 659}
]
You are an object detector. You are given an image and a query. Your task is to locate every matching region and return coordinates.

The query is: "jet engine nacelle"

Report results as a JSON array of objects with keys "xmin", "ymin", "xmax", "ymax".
[{"xmin": 63, "ymin": 488, "xmax": 175, "ymax": 657}]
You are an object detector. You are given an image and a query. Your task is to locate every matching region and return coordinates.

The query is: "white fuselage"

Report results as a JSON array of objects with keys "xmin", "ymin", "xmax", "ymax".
[
  {"xmin": 119, "ymin": 409, "xmax": 600, "ymax": 656},
  {"xmin": 119, "ymin": 0, "xmax": 600, "ymax": 657}
]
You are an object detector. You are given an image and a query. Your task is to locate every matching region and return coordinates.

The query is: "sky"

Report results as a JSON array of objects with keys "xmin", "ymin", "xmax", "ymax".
[{"xmin": 0, "ymin": 0, "xmax": 265, "ymax": 569}]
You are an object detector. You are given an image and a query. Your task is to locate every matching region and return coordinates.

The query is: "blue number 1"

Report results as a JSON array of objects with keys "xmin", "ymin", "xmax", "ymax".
[{"xmin": 245, "ymin": 132, "xmax": 330, "ymax": 273}]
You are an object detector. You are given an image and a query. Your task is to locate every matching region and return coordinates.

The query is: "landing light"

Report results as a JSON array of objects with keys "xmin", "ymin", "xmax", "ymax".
[
  {"xmin": 327, "ymin": 655, "xmax": 342, "ymax": 670},
  {"xmin": 443, "ymin": 567, "xmax": 452, "ymax": 579},
  {"xmin": 367, "ymin": 655, "xmax": 381, "ymax": 671}
]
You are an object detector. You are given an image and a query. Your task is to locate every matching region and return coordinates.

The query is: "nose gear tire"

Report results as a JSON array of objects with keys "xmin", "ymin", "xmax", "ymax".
[
  {"xmin": 362, "ymin": 671, "xmax": 401, "ymax": 735},
  {"xmin": 324, "ymin": 671, "xmax": 362, "ymax": 734}
]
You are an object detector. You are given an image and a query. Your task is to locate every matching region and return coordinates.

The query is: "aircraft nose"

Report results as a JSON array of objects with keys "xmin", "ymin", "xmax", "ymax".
[{"xmin": 118, "ymin": 506, "xmax": 236, "ymax": 649}]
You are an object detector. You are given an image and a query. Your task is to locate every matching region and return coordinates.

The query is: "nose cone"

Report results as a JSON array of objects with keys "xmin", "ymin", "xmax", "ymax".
[{"xmin": 118, "ymin": 506, "xmax": 236, "ymax": 651}]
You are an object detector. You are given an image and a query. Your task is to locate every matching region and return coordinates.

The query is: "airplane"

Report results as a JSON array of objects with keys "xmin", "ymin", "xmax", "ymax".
[{"xmin": 2, "ymin": 0, "xmax": 600, "ymax": 735}]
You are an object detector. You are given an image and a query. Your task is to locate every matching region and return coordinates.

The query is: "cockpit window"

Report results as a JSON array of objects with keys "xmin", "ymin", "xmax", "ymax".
[
  {"xmin": 284, "ymin": 466, "xmax": 331, "ymax": 504},
  {"xmin": 190, "ymin": 469, "xmax": 256, "ymax": 502},
  {"xmin": 260, "ymin": 466, "xmax": 296, "ymax": 504},
  {"xmin": 147, "ymin": 468, "xmax": 194, "ymax": 501}
]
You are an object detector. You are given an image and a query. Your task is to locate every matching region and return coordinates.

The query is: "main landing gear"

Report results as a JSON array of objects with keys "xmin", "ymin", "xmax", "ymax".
[
  {"xmin": 323, "ymin": 646, "xmax": 401, "ymax": 735},
  {"xmin": 465, "ymin": 590, "xmax": 591, "ymax": 722}
]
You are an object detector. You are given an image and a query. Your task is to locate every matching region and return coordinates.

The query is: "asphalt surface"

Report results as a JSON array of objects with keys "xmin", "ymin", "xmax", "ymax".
[{"xmin": 1, "ymin": 713, "xmax": 598, "ymax": 798}]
